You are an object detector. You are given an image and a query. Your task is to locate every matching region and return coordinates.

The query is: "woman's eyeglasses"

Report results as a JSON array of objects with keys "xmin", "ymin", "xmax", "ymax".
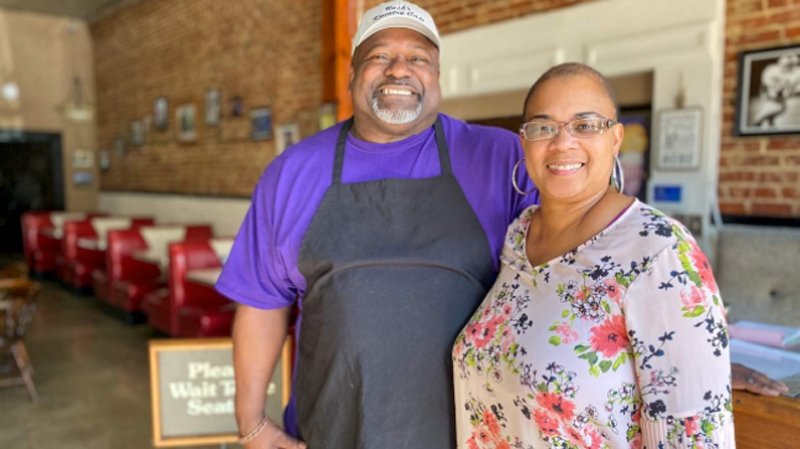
[{"xmin": 520, "ymin": 115, "xmax": 617, "ymax": 142}]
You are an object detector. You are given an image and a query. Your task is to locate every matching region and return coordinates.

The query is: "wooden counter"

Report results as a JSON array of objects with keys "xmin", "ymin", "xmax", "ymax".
[{"xmin": 733, "ymin": 391, "xmax": 799, "ymax": 449}]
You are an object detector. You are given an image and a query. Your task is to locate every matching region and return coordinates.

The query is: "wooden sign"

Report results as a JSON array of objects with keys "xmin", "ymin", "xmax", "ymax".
[{"xmin": 149, "ymin": 337, "xmax": 291, "ymax": 447}]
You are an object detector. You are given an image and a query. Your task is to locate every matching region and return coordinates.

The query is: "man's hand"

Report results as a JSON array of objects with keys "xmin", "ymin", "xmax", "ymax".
[
  {"xmin": 243, "ymin": 418, "xmax": 307, "ymax": 449},
  {"xmin": 731, "ymin": 362, "xmax": 790, "ymax": 396}
]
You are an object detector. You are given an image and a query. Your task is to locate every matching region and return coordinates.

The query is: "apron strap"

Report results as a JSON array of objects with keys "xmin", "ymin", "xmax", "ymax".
[
  {"xmin": 333, "ymin": 118, "xmax": 354, "ymax": 185},
  {"xmin": 333, "ymin": 116, "xmax": 451, "ymax": 185}
]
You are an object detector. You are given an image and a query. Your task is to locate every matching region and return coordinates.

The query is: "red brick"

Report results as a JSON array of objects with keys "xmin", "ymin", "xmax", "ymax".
[{"xmin": 752, "ymin": 202, "xmax": 793, "ymax": 216}]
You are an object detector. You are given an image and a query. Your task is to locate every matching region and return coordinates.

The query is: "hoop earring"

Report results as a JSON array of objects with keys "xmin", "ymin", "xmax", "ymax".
[
  {"xmin": 610, "ymin": 154, "xmax": 625, "ymax": 193},
  {"xmin": 512, "ymin": 160, "xmax": 536, "ymax": 195}
]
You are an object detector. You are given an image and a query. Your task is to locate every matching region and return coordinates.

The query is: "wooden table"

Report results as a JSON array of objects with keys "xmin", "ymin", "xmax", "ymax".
[{"xmin": 733, "ymin": 391, "xmax": 799, "ymax": 448}]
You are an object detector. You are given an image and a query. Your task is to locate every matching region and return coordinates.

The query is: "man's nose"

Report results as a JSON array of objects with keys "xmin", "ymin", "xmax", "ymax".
[{"xmin": 385, "ymin": 56, "xmax": 412, "ymax": 78}]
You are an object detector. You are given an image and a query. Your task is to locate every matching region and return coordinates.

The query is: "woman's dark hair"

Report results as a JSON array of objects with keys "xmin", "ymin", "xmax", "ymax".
[{"xmin": 522, "ymin": 62, "xmax": 619, "ymax": 119}]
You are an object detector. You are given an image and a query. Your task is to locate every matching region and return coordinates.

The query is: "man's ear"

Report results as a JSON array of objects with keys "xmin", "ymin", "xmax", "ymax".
[{"xmin": 348, "ymin": 65, "xmax": 355, "ymax": 93}]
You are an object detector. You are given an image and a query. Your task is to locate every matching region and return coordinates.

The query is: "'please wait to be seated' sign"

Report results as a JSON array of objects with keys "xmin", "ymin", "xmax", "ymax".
[{"xmin": 148, "ymin": 338, "xmax": 291, "ymax": 447}]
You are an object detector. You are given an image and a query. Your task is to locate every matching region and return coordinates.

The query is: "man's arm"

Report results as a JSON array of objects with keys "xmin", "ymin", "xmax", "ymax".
[{"xmin": 233, "ymin": 304, "xmax": 305, "ymax": 448}]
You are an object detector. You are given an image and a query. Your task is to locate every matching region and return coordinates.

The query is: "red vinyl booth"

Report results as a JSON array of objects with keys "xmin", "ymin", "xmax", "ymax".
[
  {"xmin": 65, "ymin": 217, "xmax": 156, "ymax": 296},
  {"xmin": 20, "ymin": 212, "xmax": 58, "ymax": 275},
  {"xmin": 142, "ymin": 240, "xmax": 234, "ymax": 337},
  {"xmin": 105, "ymin": 225, "xmax": 213, "ymax": 317}
]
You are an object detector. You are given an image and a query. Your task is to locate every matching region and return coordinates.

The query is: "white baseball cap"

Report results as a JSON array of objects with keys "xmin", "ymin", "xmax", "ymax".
[{"xmin": 351, "ymin": 0, "xmax": 440, "ymax": 55}]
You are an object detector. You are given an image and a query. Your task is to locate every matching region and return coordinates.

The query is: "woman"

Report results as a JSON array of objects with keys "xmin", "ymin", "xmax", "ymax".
[{"xmin": 453, "ymin": 63, "xmax": 735, "ymax": 448}]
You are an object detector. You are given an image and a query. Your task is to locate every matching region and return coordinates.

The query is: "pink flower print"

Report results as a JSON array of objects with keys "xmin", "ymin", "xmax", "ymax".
[
  {"xmin": 566, "ymin": 426, "xmax": 586, "ymax": 448},
  {"xmin": 502, "ymin": 303, "xmax": 513, "ymax": 317},
  {"xmin": 589, "ymin": 315, "xmax": 629, "ymax": 358},
  {"xmin": 473, "ymin": 320, "xmax": 497, "ymax": 350},
  {"xmin": 533, "ymin": 409, "xmax": 560, "ymax": 436},
  {"xmin": 575, "ymin": 285, "xmax": 589, "ymax": 301},
  {"xmin": 586, "ymin": 426, "xmax": 605, "ymax": 449},
  {"xmin": 680, "ymin": 285, "xmax": 706, "ymax": 309},
  {"xmin": 536, "ymin": 392, "xmax": 576, "ymax": 421},
  {"xmin": 482, "ymin": 409, "xmax": 501, "ymax": 436},
  {"xmin": 684, "ymin": 416, "xmax": 698, "ymax": 437},
  {"xmin": 604, "ymin": 278, "xmax": 625, "ymax": 305},
  {"xmin": 689, "ymin": 242, "xmax": 718, "ymax": 293},
  {"xmin": 555, "ymin": 321, "xmax": 579, "ymax": 344}
]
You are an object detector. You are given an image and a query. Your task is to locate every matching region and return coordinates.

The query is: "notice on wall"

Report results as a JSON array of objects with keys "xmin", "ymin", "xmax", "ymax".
[{"xmin": 149, "ymin": 338, "xmax": 291, "ymax": 447}]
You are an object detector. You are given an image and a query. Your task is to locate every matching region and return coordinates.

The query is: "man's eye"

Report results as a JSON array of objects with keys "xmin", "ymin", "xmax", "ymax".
[{"xmin": 410, "ymin": 56, "xmax": 428, "ymax": 63}]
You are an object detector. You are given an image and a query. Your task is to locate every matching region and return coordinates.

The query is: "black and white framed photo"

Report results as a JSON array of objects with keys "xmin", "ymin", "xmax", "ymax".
[
  {"xmin": 154, "ymin": 97, "xmax": 168, "ymax": 131},
  {"xmin": 205, "ymin": 89, "xmax": 221, "ymax": 126},
  {"xmin": 176, "ymin": 104, "xmax": 197, "ymax": 142},
  {"xmin": 251, "ymin": 107, "xmax": 273, "ymax": 141},
  {"xmin": 736, "ymin": 44, "xmax": 800, "ymax": 136}
]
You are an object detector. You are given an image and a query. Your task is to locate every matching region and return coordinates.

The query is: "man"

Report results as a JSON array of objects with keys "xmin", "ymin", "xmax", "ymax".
[{"xmin": 215, "ymin": 2, "xmax": 537, "ymax": 448}]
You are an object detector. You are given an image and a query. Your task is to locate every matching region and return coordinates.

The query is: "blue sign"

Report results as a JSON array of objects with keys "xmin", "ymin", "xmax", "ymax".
[{"xmin": 654, "ymin": 185, "xmax": 682, "ymax": 203}]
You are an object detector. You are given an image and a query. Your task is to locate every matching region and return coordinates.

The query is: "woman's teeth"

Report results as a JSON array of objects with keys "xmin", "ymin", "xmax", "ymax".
[{"xmin": 548, "ymin": 163, "xmax": 583, "ymax": 170}]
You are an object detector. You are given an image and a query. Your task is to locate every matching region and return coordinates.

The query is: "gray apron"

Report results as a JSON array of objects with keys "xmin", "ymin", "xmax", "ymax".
[{"xmin": 296, "ymin": 118, "xmax": 494, "ymax": 449}]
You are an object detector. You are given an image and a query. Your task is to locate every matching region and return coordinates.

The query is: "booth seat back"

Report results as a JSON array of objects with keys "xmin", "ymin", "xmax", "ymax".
[
  {"xmin": 20, "ymin": 212, "xmax": 54, "ymax": 271},
  {"xmin": 715, "ymin": 224, "xmax": 800, "ymax": 326},
  {"xmin": 62, "ymin": 221, "xmax": 96, "ymax": 263},
  {"xmin": 166, "ymin": 240, "xmax": 227, "ymax": 335},
  {"xmin": 106, "ymin": 229, "xmax": 160, "ymax": 283}
]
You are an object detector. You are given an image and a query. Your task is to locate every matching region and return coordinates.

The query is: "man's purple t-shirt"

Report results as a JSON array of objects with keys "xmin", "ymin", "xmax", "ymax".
[{"xmin": 215, "ymin": 113, "xmax": 538, "ymax": 432}]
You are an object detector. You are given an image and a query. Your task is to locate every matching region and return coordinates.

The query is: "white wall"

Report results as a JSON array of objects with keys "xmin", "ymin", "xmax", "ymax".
[{"xmin": 99, "ymin": 192, "xmax": 250, "ymax": 237}]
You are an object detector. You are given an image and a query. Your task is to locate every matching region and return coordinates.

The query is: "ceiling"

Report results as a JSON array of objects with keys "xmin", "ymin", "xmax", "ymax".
[{"xmin": 0, "ymin": 0, "xmax": 130, "ymax": 21}]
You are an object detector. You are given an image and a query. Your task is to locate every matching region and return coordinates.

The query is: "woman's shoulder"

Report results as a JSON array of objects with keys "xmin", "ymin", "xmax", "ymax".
[{"xmin": 615, "ymin": 200, "xmax": 699, "ymax": 257}]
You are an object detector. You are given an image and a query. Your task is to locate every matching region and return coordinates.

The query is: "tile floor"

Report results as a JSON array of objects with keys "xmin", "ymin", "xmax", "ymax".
[{"xmin": 0, "ymin": 277, "xmax": 233, "ymax": 449}]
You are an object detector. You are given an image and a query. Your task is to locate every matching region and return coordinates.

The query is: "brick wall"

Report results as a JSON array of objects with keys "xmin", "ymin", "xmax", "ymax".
[
  {"xmin": 364, "ymin": 0, "xmax": 596, "ymax": 34},
  {"xmin": 94, "ymin": 0, "xmax": 800, "ymax": 219},
  {"xmin": 91, "ymin": 0, "xmax": 321, "ymax": 196},
  {"xmin": 721, "ymin": 0, "xmax": 800, "ymax": 218}
]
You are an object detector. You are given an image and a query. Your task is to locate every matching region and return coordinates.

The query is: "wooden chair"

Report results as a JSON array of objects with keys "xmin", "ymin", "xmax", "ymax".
[
  {"xmin": 0, "ymin": 262, "xmax": 28, "ymax": 280},
  {"xmin": 0, "ymin": 278, "xmax": 41, "ymax": 401}
]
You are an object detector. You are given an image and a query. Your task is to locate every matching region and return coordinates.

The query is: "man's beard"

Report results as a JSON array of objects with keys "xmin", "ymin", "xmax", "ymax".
[{"xmin": 371, "ymin": 97, "xmax": 423, "ymax": 125}]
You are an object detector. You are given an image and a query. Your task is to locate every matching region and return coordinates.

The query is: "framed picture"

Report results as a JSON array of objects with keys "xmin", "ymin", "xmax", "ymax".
[
  {"xmin": 276, "ymin": 123, "xmax": 300, "ymax": 155},
  {"xmin": 736, "ymin": 44, "xmax": 800, "ymax": 136},
  {"xmin": 231, "ymin": 96, "xmax": 244, "ymax": 117},
  {"xmin": 251, "ymin": 107, "xmax": 273, "ymax": 141},
  {"xmin": 130, "ymin": 119, "xmax": 145, "ymax": 146},
  {"xmin": 655, "ymin": 107, "xmax": 702, "ymax": 170},
  {"xmin": 319, "ymin": 102, "xmax": 337, "ymax": 130},
  {"xmin": 205, "ymin": 89, "xmax": 221, "ymax": 126},
  {"xmin": 176, "ymin": 104, "xmax": 197, "ymax": 141},
  {"xmin": 618, "ymin": 107, "xmax": 651, "ymax": 201},
  {"xmin": 154, "ymin": 97, "xmax": 168, "ymax": 131}
]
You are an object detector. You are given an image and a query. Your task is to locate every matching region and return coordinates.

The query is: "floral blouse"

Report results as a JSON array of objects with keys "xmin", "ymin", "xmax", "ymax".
[{"xmin": 453, "ymin": 201, "xmax": 735, "ymax": 449}]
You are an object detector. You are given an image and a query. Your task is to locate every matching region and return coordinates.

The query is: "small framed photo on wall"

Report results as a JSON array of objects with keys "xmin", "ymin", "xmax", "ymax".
[
  {"xmin": 154, "ymin": 97, "xmax": 168, "ymax": 131},
  {"xmin": 251, "ymin": 107, "xmax": 273, "ymax": 141},
  {"xmin": 275, "ymin": 123, "xmax": 300, "ymax": 155},
  {"xmin": 176, "ymin": 104, "xmax": 197, "ymax": 141},
  {"xmin": 205, "ymin": 89, "xmax": 221, "ymax": 126},
  {"xmin": 736, "ymin": 44, "xmax": 800, "ymax": 136},
  {"xmin": 655, "ymin": 107, "xmax": 702, "ymax": 170}
]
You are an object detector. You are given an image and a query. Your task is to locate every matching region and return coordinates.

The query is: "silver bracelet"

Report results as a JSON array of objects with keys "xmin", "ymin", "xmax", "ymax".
[{"xmin": 238, "ymin": 416, "xmax": 270, "ymax": 445}]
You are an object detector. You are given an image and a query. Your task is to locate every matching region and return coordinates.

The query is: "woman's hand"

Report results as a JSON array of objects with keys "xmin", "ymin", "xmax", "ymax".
[{"xmin": 731, "ymin": 362, "xmax": 789, "ymax": 396}]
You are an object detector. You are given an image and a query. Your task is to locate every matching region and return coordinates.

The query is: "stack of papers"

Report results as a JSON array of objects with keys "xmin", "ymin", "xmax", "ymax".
[{"xmin": 729, "ymin": 320, "xmax": 800, "ymax": 349}]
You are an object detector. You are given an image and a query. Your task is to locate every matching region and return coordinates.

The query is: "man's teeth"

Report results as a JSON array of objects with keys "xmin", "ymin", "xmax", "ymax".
[
  {"xmin": 381, "ymin": 88, "xmax": 412, "ymax": 96},
  {"xmin": 548, "ymin": 163, "xmax": 583, "ymax": 170}
]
